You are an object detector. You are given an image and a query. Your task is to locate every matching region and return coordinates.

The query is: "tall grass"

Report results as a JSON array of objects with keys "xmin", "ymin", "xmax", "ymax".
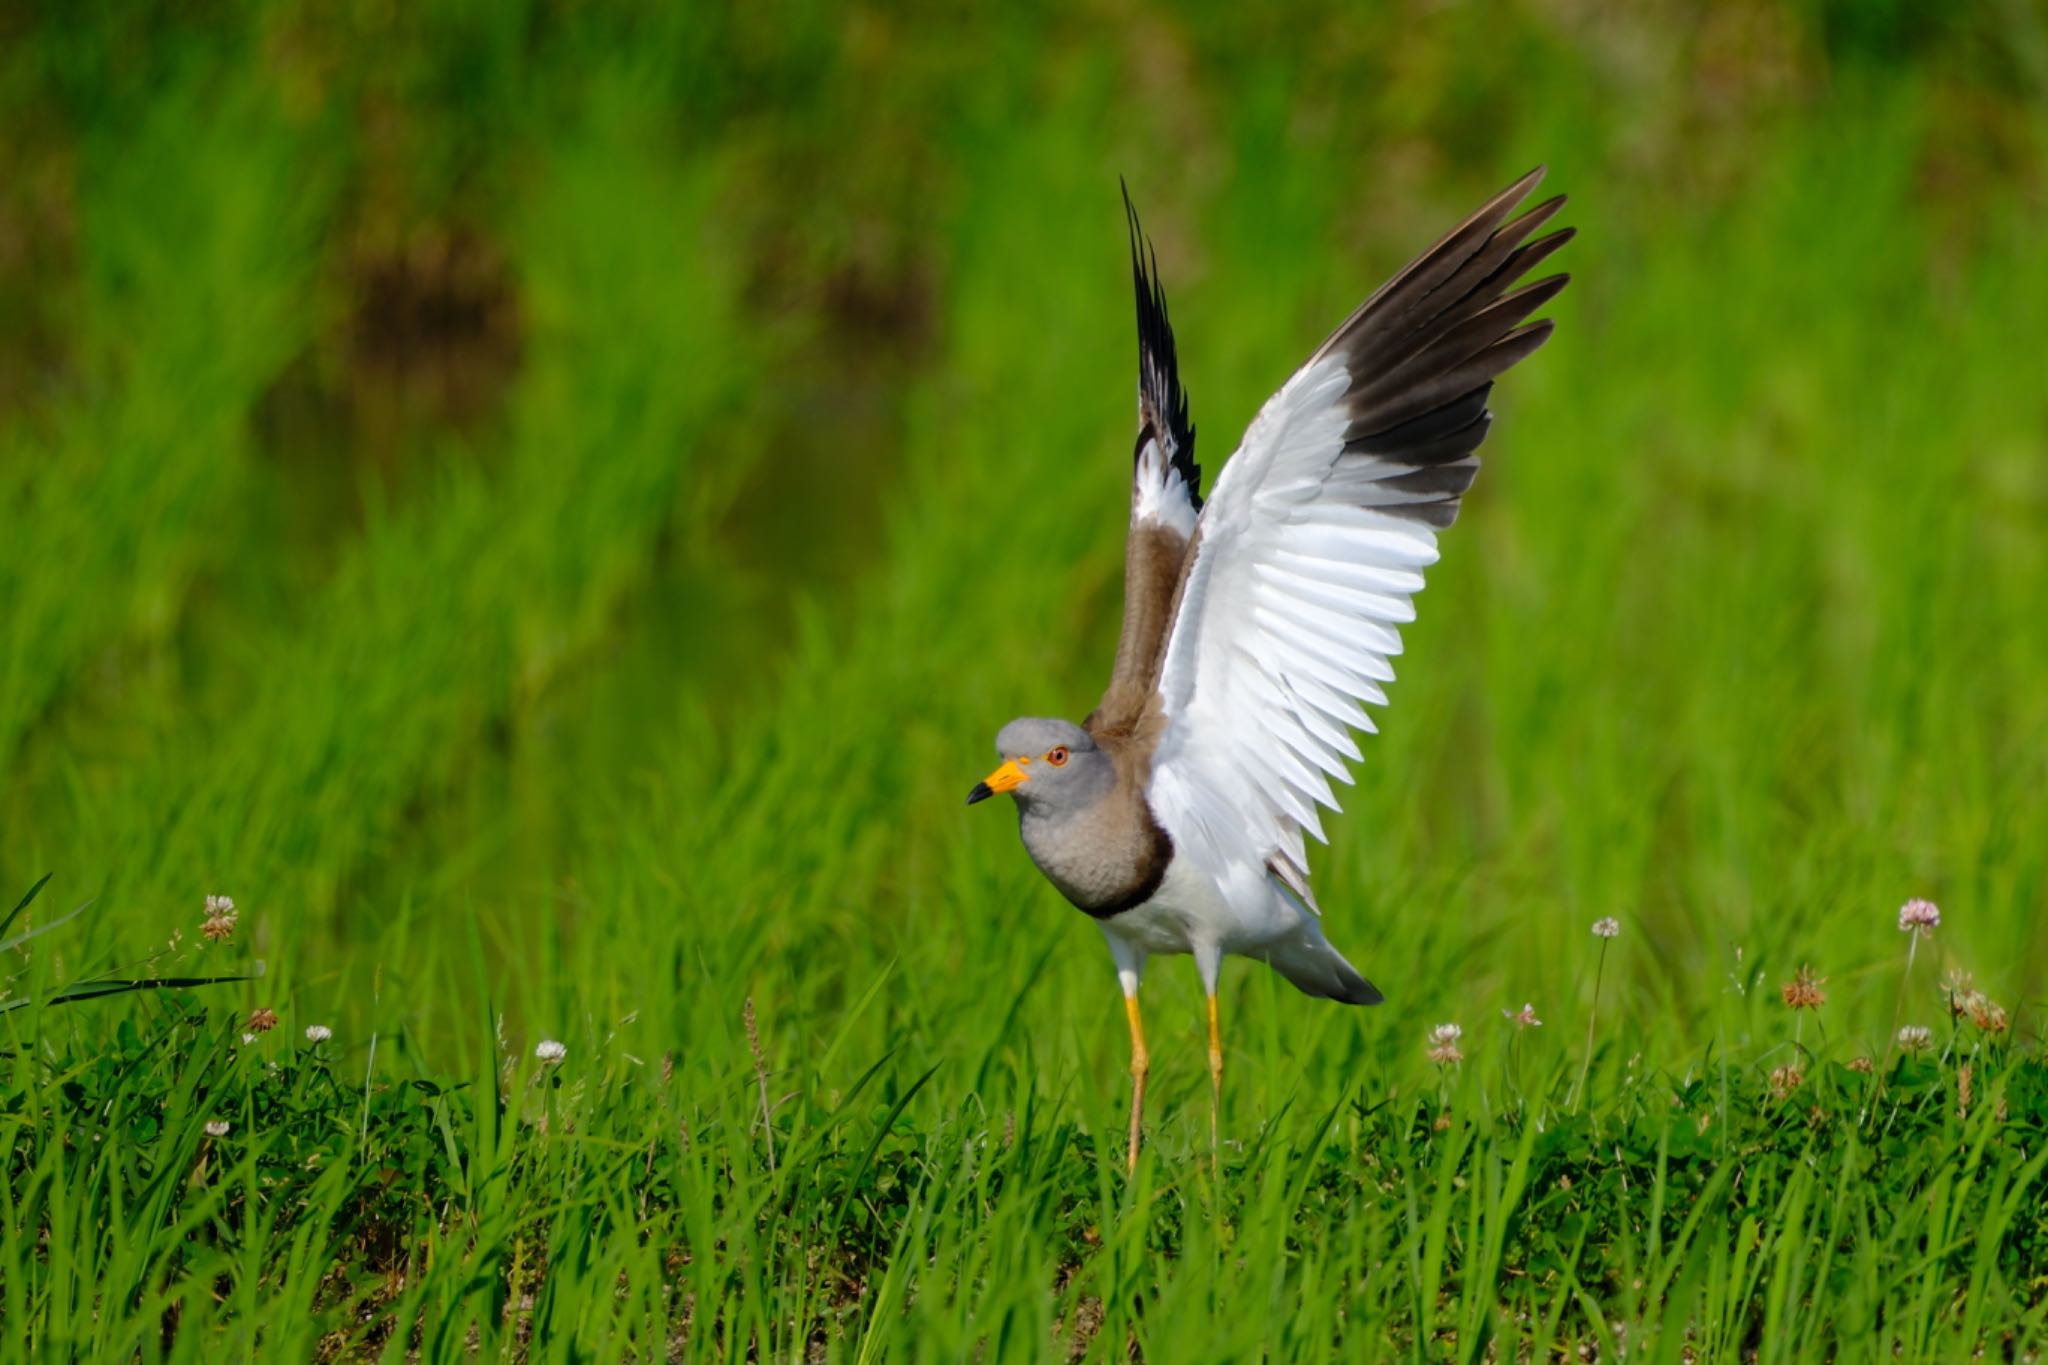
[
  {"xmin": 2, "ymin": 2, "xmax": 2046, "ymax": 1358},
  {"xmin": 0, "ymin": 78, "xmax": 330, "ymax": 772}
]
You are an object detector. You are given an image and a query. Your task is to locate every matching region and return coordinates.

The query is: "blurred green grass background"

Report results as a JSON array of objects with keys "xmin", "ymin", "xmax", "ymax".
[
  {"xmin": 3, "ymin": 1, "xmax": 2048, "ymax": 1352},
  {"xmin": 6, "ymin": 0, "xmax": 2042, "ymax": 1058}
]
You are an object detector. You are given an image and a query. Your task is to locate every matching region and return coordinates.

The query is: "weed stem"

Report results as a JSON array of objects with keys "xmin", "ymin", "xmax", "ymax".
[
  {"xmin": 744, "ymin": 997, "xmax": 777, "ymax": 1174},
  {"xmin": 1574, "ymin": 940, "xmax": 1610, "ymax": 1113}
]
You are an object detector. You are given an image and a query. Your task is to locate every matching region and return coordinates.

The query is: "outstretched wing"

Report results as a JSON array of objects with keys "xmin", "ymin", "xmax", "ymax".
[
  {"xmin": 1146, "ymin": 168, "xmax": 1572, "ymax": 906},
  {"xmin": 1088, "ymin": 183, "xmax": 1204, "ymax": 742}
]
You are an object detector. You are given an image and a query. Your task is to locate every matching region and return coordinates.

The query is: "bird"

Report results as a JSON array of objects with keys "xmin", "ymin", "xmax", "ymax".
[{"xmin": 967, "ymin": 168, "xmax": 1571, "ymax": 1173}]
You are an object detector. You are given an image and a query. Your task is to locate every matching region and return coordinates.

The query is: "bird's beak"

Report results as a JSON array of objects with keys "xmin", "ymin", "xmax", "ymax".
[{"xmin": 966, "ymin": 757, "xmax": 1030, "ymax": 805}]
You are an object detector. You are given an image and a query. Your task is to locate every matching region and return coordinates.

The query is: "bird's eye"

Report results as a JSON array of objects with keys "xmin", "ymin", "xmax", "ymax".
[{"xmin": 1046, "ymin": 746, "xmax": 1070, "ymax": 767}]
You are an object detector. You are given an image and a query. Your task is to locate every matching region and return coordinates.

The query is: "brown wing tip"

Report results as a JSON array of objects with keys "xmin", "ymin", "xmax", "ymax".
[
  {"xmin": 1501, "ymin": 271, "xmax": 1572, "ymax": 313},
  {"xmin": 1511, "ymin": 193, "xmax": 1569, "ymax": 235},
  {"xmin": 1453, "ymin": 167, "xmax": 1554, "ymax": 250},
  {"xmin": 1500, "ymin": 316, "xmax": 1557, "ymax": 354},
  {"xmin": 1494, "ymin": 165, "xmax": 1548, "ymax": 211}
]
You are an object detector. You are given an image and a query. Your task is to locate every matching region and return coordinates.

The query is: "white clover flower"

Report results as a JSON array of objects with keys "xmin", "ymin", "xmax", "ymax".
[
  {"xmin": 1897, "ymin": 898, "xmax": 1940, "ymax": 937},
  {"xmin": 305, "ymin": 1025, "xmax": 332, "ymax": 1043},
  {"xmin": 204, "ymin": 1120, "xmax": 230, "ymax": 1138},
  {"xmin": 1425, "ymin": 1022, "xmax": 1464, "ymax": 1066},
  {"xmin": 535, "ymin": 1039, "xmax": 567, "ymax": 1064},
  {"xmin": 1502, "ymin": 1002, "xmax": 1542, "ymax": 1029},
  {"xmin": 1896, "ymin": 1025, "xmax": 1933, "ymax": 1053},
  {"xmin": 1591, "ymin": 917, "xmax": 1621, "ymax": 939}
]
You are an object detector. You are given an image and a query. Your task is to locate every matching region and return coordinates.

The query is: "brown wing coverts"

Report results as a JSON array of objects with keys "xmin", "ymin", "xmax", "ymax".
[
  {"xmin": 1313, "ymin": 168, "xmax": 1571, "ymax": 530},
  {"xmin": 1090, "ymin": 185, "xmax": 1205, "ymax": 747}
]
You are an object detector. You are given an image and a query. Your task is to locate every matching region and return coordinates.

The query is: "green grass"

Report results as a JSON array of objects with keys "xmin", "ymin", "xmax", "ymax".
[{"xmin": 3, "ymin": 3, "xmax": 2048, "ymax": 1359}]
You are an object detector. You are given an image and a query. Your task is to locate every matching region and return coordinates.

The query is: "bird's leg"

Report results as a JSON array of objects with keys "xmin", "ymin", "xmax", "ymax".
[
  {"xmin": 1206, "ymin": 992, "xmax": 1224, "ymax": 1177},
  {"xmin": 1124, "ymin": 992, "xmax": 1148, "ymax": 1174},
  {"xmin": 1104, "ymin": 941, "xmax": 1149, "ymax": 1175}
]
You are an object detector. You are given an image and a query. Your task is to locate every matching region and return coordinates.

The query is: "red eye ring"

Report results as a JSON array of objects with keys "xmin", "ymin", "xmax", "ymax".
[{"xmin": 1046, "ymin": 746, "xmax": 1070, "ymax": 767}]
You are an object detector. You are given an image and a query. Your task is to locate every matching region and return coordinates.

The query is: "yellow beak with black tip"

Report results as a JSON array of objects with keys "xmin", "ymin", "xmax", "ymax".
[{"xmin": 966, "ymin": 757, "xmax": 1030, "ymax": 805}]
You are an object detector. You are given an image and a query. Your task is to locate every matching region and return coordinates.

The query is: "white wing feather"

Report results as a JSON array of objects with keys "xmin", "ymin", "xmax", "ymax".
[
  {"xmin": 1148, "ymin": 355, "xmax": 1431, "ymax": 897},
  {"xmin": 1145, "ymin": 170, "xmax": 1571, "ymax": 912}
]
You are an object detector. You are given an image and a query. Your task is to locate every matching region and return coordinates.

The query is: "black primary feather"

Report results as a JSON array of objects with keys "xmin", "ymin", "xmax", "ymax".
[
  {"xmin": 1120, "ymin": 179, "xmax": 1201, "ymax": 509},
  {"xmin": 1313, "ymin": 167, "xmax": 1573, "ymax": 530}
]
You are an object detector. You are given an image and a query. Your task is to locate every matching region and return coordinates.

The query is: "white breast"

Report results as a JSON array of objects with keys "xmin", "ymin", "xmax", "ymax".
[{"xmin": 1099, "ymin": 850, "xmax": 1300, "ymax": 958}]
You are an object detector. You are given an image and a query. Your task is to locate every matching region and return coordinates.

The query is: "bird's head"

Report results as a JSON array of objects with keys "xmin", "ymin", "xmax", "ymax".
[{"xmin": 968, "ymin": 717, "xmax": 1108, "ymax": 813}]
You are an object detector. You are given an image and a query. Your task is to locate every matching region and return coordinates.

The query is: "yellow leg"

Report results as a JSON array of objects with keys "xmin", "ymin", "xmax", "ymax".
[
  {"xmin": 1206, "ymin": 993, "xmax": 1224, "ymax": 1176},
  {"xmin": 1124, "ymin": 994, "xmax": 1149, "ymax": 1174}
]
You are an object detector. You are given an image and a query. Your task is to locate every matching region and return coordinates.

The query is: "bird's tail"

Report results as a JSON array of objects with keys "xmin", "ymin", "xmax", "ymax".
[{"xmin": 1259, "ymin": 919, "xmax": 1383, "ymax": 1006}]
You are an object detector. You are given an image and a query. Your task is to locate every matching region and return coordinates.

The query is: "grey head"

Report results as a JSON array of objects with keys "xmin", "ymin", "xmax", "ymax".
[{"xmin": 966, "ymin": 717, "xmax": 1113, "ymax": 814}]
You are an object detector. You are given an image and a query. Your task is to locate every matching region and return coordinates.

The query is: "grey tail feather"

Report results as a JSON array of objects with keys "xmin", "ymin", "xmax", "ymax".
[{"xmin": 1261, "ymin": 928, "xmax": 1384, "ymax": 1006}]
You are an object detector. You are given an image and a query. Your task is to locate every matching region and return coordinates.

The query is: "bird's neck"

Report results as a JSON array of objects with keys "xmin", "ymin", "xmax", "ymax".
[{"xmin": 1018, "ymin": 788, "xmax": 1172, "ymax": 920}]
